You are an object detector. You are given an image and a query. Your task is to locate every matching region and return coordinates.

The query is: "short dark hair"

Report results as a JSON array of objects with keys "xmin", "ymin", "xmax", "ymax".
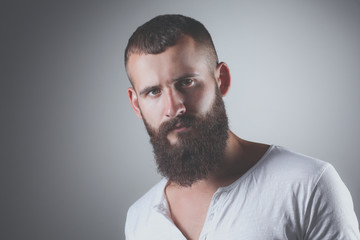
[{"xmin": 124, "ymin": 14, "xmax": 218, "ymax": 73}]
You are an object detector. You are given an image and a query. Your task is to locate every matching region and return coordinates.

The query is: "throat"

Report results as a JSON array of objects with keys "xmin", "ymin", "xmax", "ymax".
[
  {"xmin": 165, "ymin": 182, "xmax": 215, "ymax": 240},
  {"xmin": 163, "ymin": 135, "xmax": 271, "ymax": 239}
]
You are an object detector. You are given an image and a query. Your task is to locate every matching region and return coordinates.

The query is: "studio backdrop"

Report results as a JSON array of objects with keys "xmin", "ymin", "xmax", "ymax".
[{"xmin": 3, "ymin": 0, "xmax": 360, "ymax": 239}]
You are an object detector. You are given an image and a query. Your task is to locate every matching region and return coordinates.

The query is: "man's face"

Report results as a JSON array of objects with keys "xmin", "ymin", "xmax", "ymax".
[
  {"xmin": 143, "ymin": 87, "xmax": 229, "ymax": 186},
  {"xmin": 127, "ymin": 35, "xmax": 229, "ymax": 186}
]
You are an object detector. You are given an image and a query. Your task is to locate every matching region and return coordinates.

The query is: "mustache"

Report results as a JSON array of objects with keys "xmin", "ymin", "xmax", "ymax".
[{"xmin": 158, "ymin": 114, "xmax": 196, "ymax": 135}]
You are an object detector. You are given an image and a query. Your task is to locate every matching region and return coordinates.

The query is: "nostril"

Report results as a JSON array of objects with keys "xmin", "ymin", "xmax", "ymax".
[
  {"xmin": 178, "ymin": 108, "xmax": 185, "ymax": 115},
  {"xmin": 175, "ymin": 103, "xmax": 186, "ymax": 117}
]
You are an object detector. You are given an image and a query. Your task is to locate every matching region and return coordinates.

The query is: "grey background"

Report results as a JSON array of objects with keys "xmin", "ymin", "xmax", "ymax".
[{"xmin": 2, "ymin": 0, "xmax": 359, "ymax": 239}]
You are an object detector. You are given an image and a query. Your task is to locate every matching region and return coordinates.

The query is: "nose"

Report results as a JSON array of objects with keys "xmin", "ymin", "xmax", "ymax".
[{"xmin": 164, "ymin": 89, "xmax": 186, "ymax": 118}]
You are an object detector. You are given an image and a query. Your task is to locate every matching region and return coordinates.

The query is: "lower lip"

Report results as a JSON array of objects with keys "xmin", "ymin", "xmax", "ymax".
[{"xmin": 173, "ymin": 127, "xmax": 189, "ymax": 133}]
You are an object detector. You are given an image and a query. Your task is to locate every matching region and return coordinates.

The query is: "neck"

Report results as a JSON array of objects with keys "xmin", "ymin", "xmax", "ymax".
[{"xmin": 168, "ymin": 130, "xmax": 268, "ymax": 192}]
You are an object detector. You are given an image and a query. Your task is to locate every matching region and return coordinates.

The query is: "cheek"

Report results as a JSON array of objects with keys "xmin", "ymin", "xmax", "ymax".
[
  {"xmin": 138, "ymin": 99, "xmax": 164, "ymax": 127},
  {"xmin": 185, "ymin": 84, "xmax": 216, "ymax": 115}
]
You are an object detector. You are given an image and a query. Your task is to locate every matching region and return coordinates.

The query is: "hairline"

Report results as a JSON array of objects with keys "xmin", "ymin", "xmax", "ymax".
[{"xmin": 125, "ymin": 34, "xmax": 218, "ymax": 87}]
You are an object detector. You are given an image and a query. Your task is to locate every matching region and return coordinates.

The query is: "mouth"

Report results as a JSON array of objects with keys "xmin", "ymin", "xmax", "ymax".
[{"xmin": 171, "ymin": 123, "xmax": 190, "ymax": 133}]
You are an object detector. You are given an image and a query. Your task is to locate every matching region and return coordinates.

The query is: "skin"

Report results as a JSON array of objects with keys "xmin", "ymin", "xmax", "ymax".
[
  {"xmin": 127, "ymin": 35, "xmax": 228, "ymax": 145},
  {"xmin": 127, "ymin": 35, "xmax": 269, "ymax": 240}
]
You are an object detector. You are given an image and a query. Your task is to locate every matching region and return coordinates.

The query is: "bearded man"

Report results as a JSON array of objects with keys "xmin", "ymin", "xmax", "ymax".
[{"xmin": 124, "ymin": 14, "xmax": 359, "ymax": 240}]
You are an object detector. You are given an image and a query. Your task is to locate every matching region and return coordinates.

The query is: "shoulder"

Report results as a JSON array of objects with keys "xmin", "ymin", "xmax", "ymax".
[
  {"xmin": 127, "ymin": 178, "xmax": 167, "ymax": 214},
  {"xmin": 260, "ymin": 146, "xmax": 360, "ymax": 238},
  {"xmin": 125, "ymin": 179, "xmax": 168, "ymax": 238},
  {"xmin": 258, "ymin": 145, "xmax": 330, "ymax": 183},
  {"xmin": 241, "ymin": 145, "xmax": 333, "ymax": 195},
  {"xmin": 126, "ymin": 178, "xmax": 167, "ymax": 220},
  {"xmin": 304, "ymin": 162, "xmax": 360, "ymax": 238}
]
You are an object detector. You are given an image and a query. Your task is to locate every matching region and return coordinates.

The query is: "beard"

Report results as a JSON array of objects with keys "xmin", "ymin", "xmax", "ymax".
[{"xmin": 142, "ymin": 87, "xmax": 229, "ymax": 187}]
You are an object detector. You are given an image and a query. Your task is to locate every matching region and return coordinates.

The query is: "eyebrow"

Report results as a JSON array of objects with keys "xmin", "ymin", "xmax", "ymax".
[
  {"xmin": 139, "ymin": 73, "xmax": 199, "ymax": 97},
  {"xmin": 139, "ymin": 85, "xmax": 159, "ymax": 96},
  {"xmin": 172, "ymin": 73, "xmax": 199, "ymax": 83}
]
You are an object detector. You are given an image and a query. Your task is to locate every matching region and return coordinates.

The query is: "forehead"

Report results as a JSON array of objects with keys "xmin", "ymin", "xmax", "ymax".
[{"xmin": 127, "ymin": 36, "xmax": 211, "ymax": 91}]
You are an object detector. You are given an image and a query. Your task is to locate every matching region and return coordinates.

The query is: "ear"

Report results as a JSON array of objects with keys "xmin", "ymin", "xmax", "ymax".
[
  {"xmin": 215, "ymin": 62, "xmax": 231, "ymax": 96},
  {"xmin": 127, "ymin": 87, "xmax": 143, "ymax": 119}
]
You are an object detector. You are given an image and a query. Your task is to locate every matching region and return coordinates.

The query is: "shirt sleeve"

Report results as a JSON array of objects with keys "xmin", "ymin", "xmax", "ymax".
[{"xmin": 304, "ymin": 164, "xmax": 360, "ymax": 239}]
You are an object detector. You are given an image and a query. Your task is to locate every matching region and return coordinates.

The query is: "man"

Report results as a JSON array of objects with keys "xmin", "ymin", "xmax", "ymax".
[{"xmin": 124, "ymin": 14, "xmax": 359, "ymax": 239}]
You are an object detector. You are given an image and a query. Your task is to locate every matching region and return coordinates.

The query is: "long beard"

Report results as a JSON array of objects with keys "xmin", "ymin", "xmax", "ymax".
[{"xmin": 143, "ymin": 88, "xmax": 229, "ymax": 187}]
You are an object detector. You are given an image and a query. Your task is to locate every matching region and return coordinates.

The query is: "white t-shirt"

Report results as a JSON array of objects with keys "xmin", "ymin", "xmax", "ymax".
[{"xmin": 125, "ymin": 145, "xmax": 360, "ymax": 239}]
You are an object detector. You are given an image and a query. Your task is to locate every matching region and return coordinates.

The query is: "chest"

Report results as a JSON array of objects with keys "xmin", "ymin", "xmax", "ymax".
[
  {"xmin": 165, "ymin": 186, "xmax": 304, "ymax": 240},
  {"xmin": 166, "ymin": 189, "xmax": 214, "ymax": 240}
]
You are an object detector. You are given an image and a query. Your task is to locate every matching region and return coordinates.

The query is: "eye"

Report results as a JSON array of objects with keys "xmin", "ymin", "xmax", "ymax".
[
  {"xmin": 147, "ymin": 88, "xmax": 161, "ymax": 97},
  {"xmin": 180, "ymin": 78, "xmax": 194, "ymax": 87}
]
